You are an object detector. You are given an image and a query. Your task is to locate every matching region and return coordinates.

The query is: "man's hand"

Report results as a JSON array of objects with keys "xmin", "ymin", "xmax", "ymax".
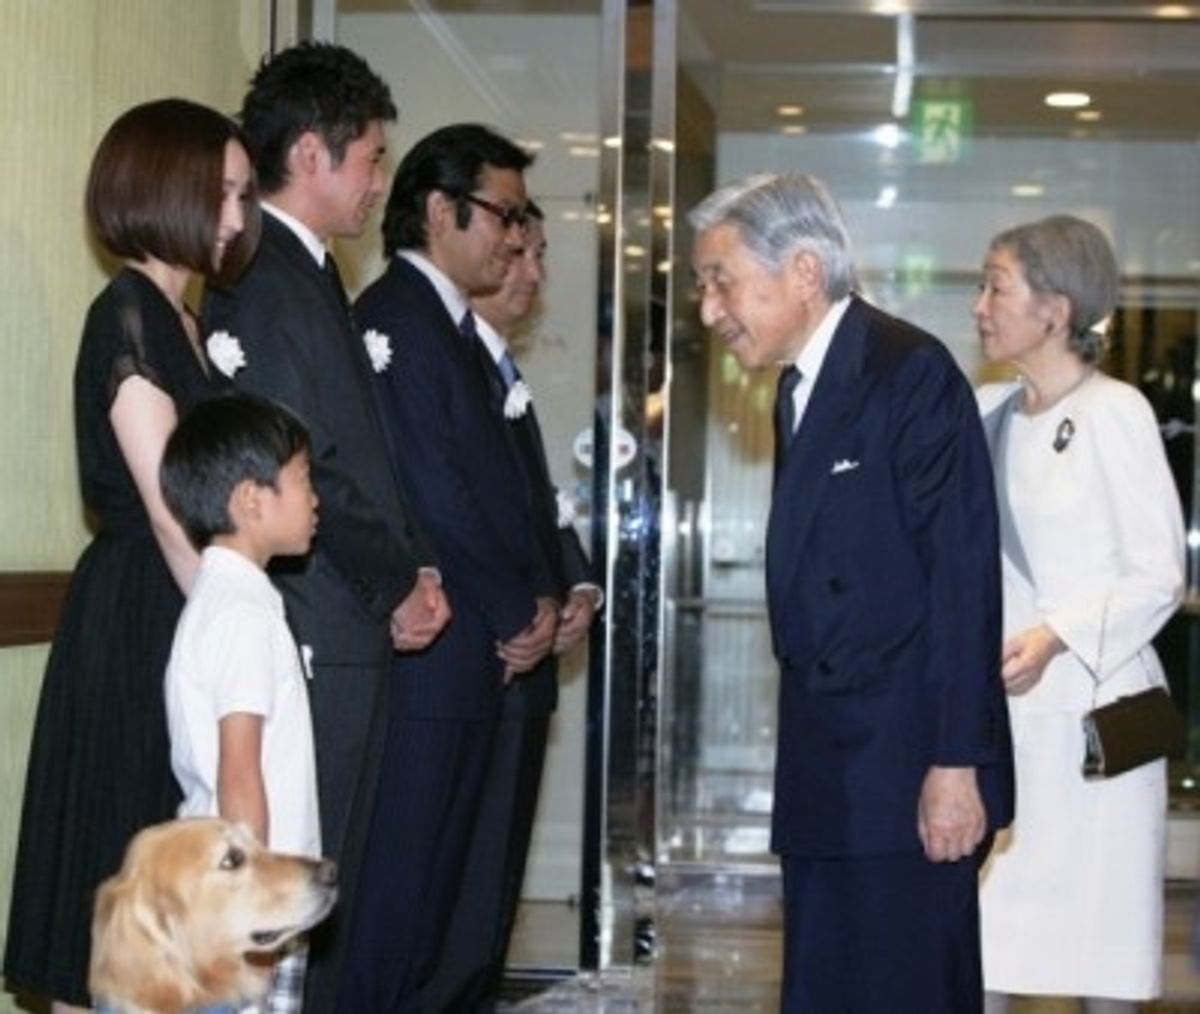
[
  {"xmin": 391, "ymin": 570, "xmax": 451, "ymax": 651},
  {"xmin": 917, "ymin": 766, "xmax": 985, "ymax": 863},
  {"xmin": 1001, "ymin": 623, "xmax": 1064, "ymax": 695},
  {"xmin": 554, "ymin": 587, "xmax": 598, "ymax": 654},
  {"xmin": 497, "ymin": 597, "xmax": 559, "ymax": 682}
]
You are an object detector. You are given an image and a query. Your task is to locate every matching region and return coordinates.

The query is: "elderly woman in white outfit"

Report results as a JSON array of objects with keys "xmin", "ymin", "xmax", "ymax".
[{"xmin": 974, "ymin": 214, "xmax": 1185, "ymax": 1013}]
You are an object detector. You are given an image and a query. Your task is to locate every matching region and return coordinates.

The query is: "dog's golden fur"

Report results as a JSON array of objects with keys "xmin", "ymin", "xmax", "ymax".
[{"xmin": 89, "ymin": 818, "xmax": 336, "ymax": 1014}]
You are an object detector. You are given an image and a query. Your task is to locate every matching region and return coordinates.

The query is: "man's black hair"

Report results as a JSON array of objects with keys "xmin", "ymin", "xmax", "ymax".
[
  {"xmin": 240, "ymin": 41, "xmax": 397, "ymax": 194},
  {"xmin": 381, "ymin": 123, "xmax": 533, "ymax": 257}
]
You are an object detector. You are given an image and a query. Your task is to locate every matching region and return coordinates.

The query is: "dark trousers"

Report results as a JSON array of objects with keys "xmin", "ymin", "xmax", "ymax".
[
  {"xmin": 780, "ymin": 843, "xmax": 989, "ymax": 1014},
  {"xmin": 336, "ymin": 711, "xmax": 498, "ymax": 1013},
  {"xmin": 419, "ymin": 710, "xmax": 551, "ymax": 1012},
  {"xmin": 301, "ymin": 661, "xmax": 388, "ymax": 1014}
]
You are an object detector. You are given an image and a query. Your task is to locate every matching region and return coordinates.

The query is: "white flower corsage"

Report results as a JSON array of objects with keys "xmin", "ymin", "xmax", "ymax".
[
  {"xmin": 363, "ymin": 328, "xmax": 393, "ymax": 373},
  {"xmin": 205, "ymin": 330, "xmax": 246, "ymax": 377},
  {"xmin": 504, "ymin": 380, "xmax": 532, "ymax": 419},
  {"xmin": 555, "ymin": 488, "xmax": 578, "ymax": 529}
]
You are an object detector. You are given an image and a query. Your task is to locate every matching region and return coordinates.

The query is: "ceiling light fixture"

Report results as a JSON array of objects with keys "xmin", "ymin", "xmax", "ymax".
[
  {"xmin": 1075, "ymin": 109, "xmax": 1102, "ymax": 122},
  {"xmin": 781, "ymin": 124, "xmax": 808, "ymax": 136},
  {"xmin": 1011, "ymin": 183, "xmax": 1044, "ymax": 197},
  {"xmin": 777, "ymin": 104, "xmax": 804, "ymax": 117},
  {"xmin": 1045, "ymin": 91, "xmax": 1091, "ymax": 109},
  {"xmin": 872, "ymin": 123, "xmax": 904, "ymax": 149},
  {"xmin": 891, "ymin": 13, "xmax": 915, "ymax": 119},
  {"xmin": 1155, "ymin": 4, "xmax": 1191, "ymax": 17}
]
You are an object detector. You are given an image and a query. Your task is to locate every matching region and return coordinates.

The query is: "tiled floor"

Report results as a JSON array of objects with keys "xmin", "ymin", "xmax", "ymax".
[{"xmin": 501, "ymin": 875, "xmax": 1200, "ymax": 1012}]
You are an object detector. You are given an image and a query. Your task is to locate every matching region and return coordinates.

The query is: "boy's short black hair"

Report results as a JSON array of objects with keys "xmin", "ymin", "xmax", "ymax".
[{"xmin": 161, "ymin": 393, "xmax": 311, "ymax": 548}]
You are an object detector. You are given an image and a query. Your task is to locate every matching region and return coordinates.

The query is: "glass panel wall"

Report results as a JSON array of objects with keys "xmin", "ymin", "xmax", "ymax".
[{"xmin": 663, "ymin": 0, "xmax": 1200, "ymax": 871}]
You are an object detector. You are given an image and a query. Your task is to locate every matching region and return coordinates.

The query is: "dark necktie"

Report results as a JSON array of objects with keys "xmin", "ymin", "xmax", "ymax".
[
  {"xmin": 498, "ymin": 350, "xmax": 520, "ymax": 389},
  {"xmin": 459, "ymin": 309, "xmax": 479, "ymax": 344},
  {"xmin": 323, "ymin": 254, "xmax": 349, "ymax": 312},
  {"xmin": 774, "ymin": 365, "xmax": 802, "ymax": 472}
]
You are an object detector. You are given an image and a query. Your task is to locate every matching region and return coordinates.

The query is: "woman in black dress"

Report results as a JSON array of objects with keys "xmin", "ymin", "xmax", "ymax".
[{"xmin": 3, "ymin": 98, "xmax": 259, "ymax": 1011}]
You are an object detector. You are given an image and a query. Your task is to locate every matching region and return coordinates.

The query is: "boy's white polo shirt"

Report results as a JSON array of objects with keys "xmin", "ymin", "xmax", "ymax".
[{"xmin": 165, "ymin": 545, "xmax": 320, "ymax": 858}]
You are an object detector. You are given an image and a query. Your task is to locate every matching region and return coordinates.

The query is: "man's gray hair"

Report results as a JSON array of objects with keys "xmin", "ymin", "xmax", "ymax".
[{"xmin": 688, "ymin": 172, "xmax": 856, "ymax": 301}]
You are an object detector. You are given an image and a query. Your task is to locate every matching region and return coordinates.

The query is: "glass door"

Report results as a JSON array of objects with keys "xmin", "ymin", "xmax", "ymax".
[{"xmin": 661, "ymin": 0, "xmax": 1200, "ymax": 874}]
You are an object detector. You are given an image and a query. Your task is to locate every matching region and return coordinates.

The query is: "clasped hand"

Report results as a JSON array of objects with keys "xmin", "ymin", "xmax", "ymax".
[
  {"xmin": 390, "ymin": 570, "xmax": 451, "ymax": 652},
  {"xmin": 497, "ymin": 597, "xmax": 559, "ymax": 683},
  {"xmin": 1000, "ymin": 622, "xmax": 1064, "ymax": 695}
]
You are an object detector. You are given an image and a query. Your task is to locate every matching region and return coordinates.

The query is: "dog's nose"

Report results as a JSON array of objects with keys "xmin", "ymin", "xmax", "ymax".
[{"xmin": 315, "ymin": 858, "xmax": 338, "ymax": 887}]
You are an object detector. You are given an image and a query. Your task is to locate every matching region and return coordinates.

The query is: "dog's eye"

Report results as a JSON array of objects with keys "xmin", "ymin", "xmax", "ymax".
[{"xmin": 219, "ymin": 847, "xmax": 246, "ymax": 871}]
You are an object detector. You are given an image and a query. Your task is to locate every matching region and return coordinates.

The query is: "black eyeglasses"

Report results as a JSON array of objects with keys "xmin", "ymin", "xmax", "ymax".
[{"xmin": 457, "ymin": 192, "xmax": 528, "ymax": 230}]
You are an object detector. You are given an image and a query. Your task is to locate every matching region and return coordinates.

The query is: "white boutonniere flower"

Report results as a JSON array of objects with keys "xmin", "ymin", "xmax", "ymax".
[
  {"xmin": 504, "ymin": 380, "xmax": 532, "ymax": 419},
  {"xmin": 555, "ymin": 488, "xmax": 578, "ymax": 529},
  {"xmin": 205, "ymin": 330, "xmax": 246, "ymax": 378},
  {"xmin": 363, "ymin": 328, "xmax": 393, "ymax": 373}
]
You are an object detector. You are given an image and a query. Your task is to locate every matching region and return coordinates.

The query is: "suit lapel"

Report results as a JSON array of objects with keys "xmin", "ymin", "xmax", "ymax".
[
  {"xmin": 263, "ymin": 219, "xmax": 399, "ymax": 489},
  {"xmin": 766, "ymin": 297, "xmax": 870, "ymax": 605}
]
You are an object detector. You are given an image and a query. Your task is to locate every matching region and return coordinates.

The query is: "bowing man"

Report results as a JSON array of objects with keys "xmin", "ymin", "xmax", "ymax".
[{"xmin": 689, "ymin": 172, "xmax": 1014, "ymax": 1014}]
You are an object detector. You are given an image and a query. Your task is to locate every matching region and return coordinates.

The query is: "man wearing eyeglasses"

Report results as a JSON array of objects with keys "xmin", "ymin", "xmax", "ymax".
[{"xmin": 338, "ymin": 123, "xmax": 561, "ymax": 1011}]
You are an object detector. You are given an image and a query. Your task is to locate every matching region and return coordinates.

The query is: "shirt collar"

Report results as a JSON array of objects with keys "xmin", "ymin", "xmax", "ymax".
[
  {"xmin": 398, "ymin": 250, "xmax": 470, "ymax": 329},
  {"xmin": 792, "ymin": 295, "xmax": 851, "ymax": 382},
  {"xmin": 472, "ymin": 312, "xmax": 508, "ymax": 364},
  {"xmin": 262, "ymin": 202, "xmax": 328, "ymax": 267},
  {"xmin": 201, "ymin": 545, "xmax": 284, "ymax": 613}
]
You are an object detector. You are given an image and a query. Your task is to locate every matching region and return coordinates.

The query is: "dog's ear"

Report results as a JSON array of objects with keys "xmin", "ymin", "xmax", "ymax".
[{"xmin": 89, "ymin": 851, "xmax": 201, "ymax": 1012}]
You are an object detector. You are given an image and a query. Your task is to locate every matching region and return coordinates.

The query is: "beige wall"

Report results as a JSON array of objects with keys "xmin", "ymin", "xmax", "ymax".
[{"xmin": 0, "ymin": 3, "xmax": 266, "ymax": 1007}]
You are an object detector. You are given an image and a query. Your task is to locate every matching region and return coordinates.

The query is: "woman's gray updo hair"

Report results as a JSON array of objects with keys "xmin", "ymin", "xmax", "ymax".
[
  {"xmin": 688, "ymin": 172, "xmax": 857, "ymax": 301},
  {"xmin": 990, "ymin": 214, "xmax": 1118, "ymax": 365}
]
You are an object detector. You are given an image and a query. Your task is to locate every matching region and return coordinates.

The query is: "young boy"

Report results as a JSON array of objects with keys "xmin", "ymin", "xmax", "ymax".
[{"xmin": 160, "ymin": 392, "xmax": 321, "ymax": 1013}]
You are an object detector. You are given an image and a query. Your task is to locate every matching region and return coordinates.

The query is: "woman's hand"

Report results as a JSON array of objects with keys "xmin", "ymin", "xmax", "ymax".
[{"xmin": 1000, "ymin": 623, "xmax": 1065, "ymax": 695}]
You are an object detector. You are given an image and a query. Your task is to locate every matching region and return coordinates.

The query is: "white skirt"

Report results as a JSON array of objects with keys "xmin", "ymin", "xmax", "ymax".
[{"xmin": 979, "ymin": 709, "xmax": 1167, "ymax": 999}]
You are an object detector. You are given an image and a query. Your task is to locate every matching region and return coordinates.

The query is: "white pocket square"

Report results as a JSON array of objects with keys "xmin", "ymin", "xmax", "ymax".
[{"xmin": 831, "ymin": 458, "xmax": 860, "ymax": 475}]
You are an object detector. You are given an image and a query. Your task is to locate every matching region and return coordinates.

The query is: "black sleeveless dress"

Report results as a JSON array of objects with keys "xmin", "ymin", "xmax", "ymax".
[{"xmin": 3, "ymin": 269, "xmax": 226, "ymax": 1005}]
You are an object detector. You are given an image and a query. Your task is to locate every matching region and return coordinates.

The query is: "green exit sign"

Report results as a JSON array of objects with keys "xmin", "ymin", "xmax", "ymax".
[{"xmin": 913, "ymin": 98, "xmax": 973, "ymax": 164}]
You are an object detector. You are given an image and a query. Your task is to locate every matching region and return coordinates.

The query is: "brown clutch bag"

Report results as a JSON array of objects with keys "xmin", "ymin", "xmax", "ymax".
[{"xmin": 1081, "ymin": 685, "xmax": 1187, "ymax": 779}]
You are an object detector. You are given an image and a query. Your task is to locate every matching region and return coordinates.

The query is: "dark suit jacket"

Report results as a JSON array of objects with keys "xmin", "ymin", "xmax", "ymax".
[
  {"xmin": 477, "ymin": 343, "xmax": 593, "ymax": 716},
  {"xmin": 203, "ymin": 214, "xmax": 433, "ymax": 662},
  {"xmin": 766, "ymin": 296, "xmax": 1014, "ymax": 859},
  {"xmin": 355, "ymin": 255, "xmax": 553, "ymax": 719}
]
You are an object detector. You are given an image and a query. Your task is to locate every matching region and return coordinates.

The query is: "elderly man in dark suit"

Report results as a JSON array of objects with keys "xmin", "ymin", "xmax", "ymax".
[
  {"xmin": 689, "ymin": 172, "xmax": 1014, "ymax": 1013},
  {"xmin": 202, "ymin": 42, "xmax": 451, "ymax": 1013},
  {"xmin": 338, "ymin": 124, "xmax": 560, "ymax": 1011}
]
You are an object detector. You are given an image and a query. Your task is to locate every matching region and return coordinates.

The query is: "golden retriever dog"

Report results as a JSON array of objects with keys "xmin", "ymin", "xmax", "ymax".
[{"xmin": 89, "ymin": 818, "xmax": 337, "ymax": 1014}]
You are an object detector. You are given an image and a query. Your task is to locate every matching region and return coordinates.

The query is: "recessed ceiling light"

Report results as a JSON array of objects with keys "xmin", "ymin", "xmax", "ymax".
[
  {"xmin": 776, "ymin": 104, "xmax": 805, "ymax": 117},
  {"xmin": 1155, "ymin": 4, "xmax": 1191, "ymax": 17},
  {"xmin": 1075, "ymin": 109, "xmax": 1102, "ymax": 122},
  {"xmin": 1011, "ymin": 183, "xmax": 1044, "ymax": 197},
  {"xmin": 872, "ymin": 123, "xmax": 904, "ymax": 149},
  {"xmin": 780, "ymin": 124, "xmax": 808, "ymax": 136},
  {"xmin": 1045, "ymin": 92, "xmax": 1091, "ymax": 109}
]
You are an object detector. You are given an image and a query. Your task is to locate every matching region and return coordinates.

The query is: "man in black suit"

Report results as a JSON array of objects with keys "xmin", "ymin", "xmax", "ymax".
[
  {"xmin": 202, "ymin": 42, "xmax": 451, "ymax": 1012},
  {"xmin": 689, "ymin": 173, "xmax": 1013, "ymax": 1013},
  {"xmin": 338, "ymin": 124, "xmax": 559, "ymax": 1011},
  {"xmin": 420, "ymin": 203, "xmax": 599, "ymax": 1012}
]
